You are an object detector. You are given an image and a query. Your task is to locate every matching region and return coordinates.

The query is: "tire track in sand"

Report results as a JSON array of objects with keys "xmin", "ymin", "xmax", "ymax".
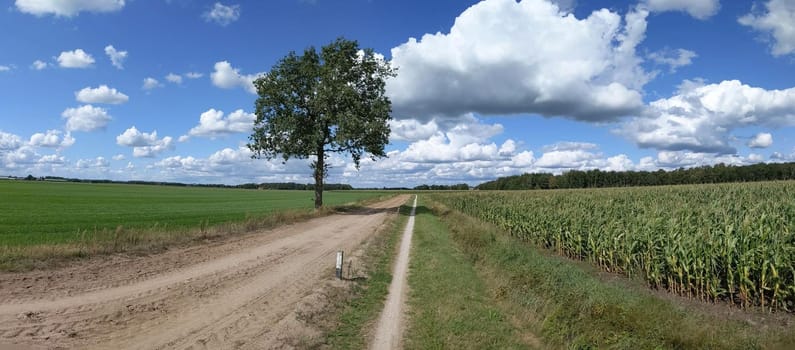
[{"xmin": 371, "ymin": 195, "xmax": 417, "ymax": 350}]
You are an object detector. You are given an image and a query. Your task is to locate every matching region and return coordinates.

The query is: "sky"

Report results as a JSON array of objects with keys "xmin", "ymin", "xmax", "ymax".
[{"xmin": 1, "ymin": 0, "xmax": 795, "ymax": 188}]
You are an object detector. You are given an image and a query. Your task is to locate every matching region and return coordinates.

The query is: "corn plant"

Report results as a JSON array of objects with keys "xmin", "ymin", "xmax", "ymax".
[{"xmin": 430, "ymin": 182, "xmax": 795, "ymax": 312}]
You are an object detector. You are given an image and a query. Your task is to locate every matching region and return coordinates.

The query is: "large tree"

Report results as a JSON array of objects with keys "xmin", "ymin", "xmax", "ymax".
[{"xmin": 248, "ymin": 38, "xmax": 395, "ymax": 208}]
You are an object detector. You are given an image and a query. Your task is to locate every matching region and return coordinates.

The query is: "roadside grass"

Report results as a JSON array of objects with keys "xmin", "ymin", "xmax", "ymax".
[
  {"xmin": 429, "ymin": 199, "xmax": 795, "ymax": 349},
  {"xmin": 0, "ymin": 180, "xmax": 394, "ymax": 271},
  {"xmin": 324, "ymin": 200, "xmax": 410, "ymax": 349},
  {"xmin": 404, "ymin": 199, "xmax": 532, "ymax": 349}
]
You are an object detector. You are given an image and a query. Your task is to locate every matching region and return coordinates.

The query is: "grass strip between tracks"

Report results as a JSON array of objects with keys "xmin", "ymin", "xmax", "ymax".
[
  {"xmin": 426, "ymin": 198, "xmax": 795, "ymax": 349},
  {"xmin": 404, "ymin": 197, "xmax": 532, "ymax": 349}
]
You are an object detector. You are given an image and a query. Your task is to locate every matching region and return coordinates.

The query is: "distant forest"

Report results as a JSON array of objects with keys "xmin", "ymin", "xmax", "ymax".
[
  {"xmin": 413, "ymin": 183, "xmax": 470, "ymax": 191},
  {"xmin": 476, "ymin": 162, "xmax": 795, "ymax": 190},
  {"xmin": 10, "ymin": 175, "xmax": 354, "ymax": 191},
  {"xmin": 12, "ymin": 161, "xmax": 795, "ymax": 191},
  {"xmin": 237, "ymin": 182, "xmax": 353, "ymax": 190}
]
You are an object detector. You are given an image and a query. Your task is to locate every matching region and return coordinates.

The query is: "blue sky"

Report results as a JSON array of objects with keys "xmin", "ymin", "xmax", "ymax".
[{"xmin": 1, "ymin": 0, "xmax": 795, "ymax": 187}]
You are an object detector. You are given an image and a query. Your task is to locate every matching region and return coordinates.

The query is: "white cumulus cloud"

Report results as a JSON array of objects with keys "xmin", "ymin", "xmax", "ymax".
[
  {"xmin": 208, "ymin": 147, "xmax": 254, "ymax": 165},
  {"xmin": 542, "ymin": 141, "xmax": 599, "ymax": 152},
  {"xmin": 342, "ymin": 139, "xmax": 765, "ymax": 188},
  {"xmin": 0, "ymin": 131, "xmax": 23, "ymax": 150},
  {"xmin": 344, "ymin": 136, "xmax": 639, "ymax": 187},
  {"xmin": 203, "ymin": 2, "xmax": 240, "ymax": 26},
  {"xmin": 76, "ymin": 156, "xmax": 110, "ymax": 169},
  {"xmin": 15, "ymin": 0, "xmax": 125, "ymax": 17},
  {"xmin": 400, "ymin": 134, "xmax": 500, "ymax": 163},
  {"xmin": 75, "ymin": 85, "xmax": 129, "ymax": 104},
  {"xmin": 31, "ymin": 60, "xmax": 48, "ymax": 70},
  {"xmin": 185, "ymin": 72, "xmax": 204, "ymax": 79},
  {"xmin": 104, "ymin": 45, "xmax": 128, "ymax": 69},
  {"xmin": 654, "ymin": 151, "xmax": 760, "ymax": 169},
  {"xmin": 142, "ymin": 77, "xmax": 162, "ymax": 90},
  {"xmin": 498, "ymin": 139, "xmax": 517, "ymax": 157},
  {"xmin": 535, "ymin": 149, "xmax": 603, "ymax": 169},
  {"xmin": 165, "ymin": 73, "xmax": 183, "ymax": 84},
  {"xmin": 389, "ymin": 119, "xmax": 440, "ymax": 142},
  {"xmin": 739, "ymin": 0, "xmax": 795, "ymax": 57},
  {"xmin": 648, "ymin": 48, "xmax": 697, "ymax": 72},
  {"xmin": 2, "ymin": 146, "xmax": 39, "ymax": 168},
  {"xmin": 533, "ymin": 142, "xmax": 612, "ymax": 170},
  {"xmin": 38, "ymin": 154, "xmax": 66, "ymax": 165},
  {"xmin": 57, "ymin": 49, "xmax": 95, "ymax": 68},
  {"xmin": 116, "ymin": 126, "xmax": 159, "ymax": 147},
  {"xmin": 188, "ymin": 108, "xmax": 255, "ymax": 138},
  {"xmin": 748, "ymin": 132, "xmax": 773, "ymax": 148},
  {"xmin": 387, "ymin": 0, "xmax": 651, "ymax": 123},
  {"xmin": 642, "ymin": 0, "xmax": 719, "ymax": 19},
  {"xmin": 211, "ymin": 61, "xmax": 260, "ymax": 94},
  {"xmin": 397, "ymin": 119, "xmax": 505, "ymax": 163},
  {"xmin": 62, "ymin": 105, "xmax": 112, "ymax": 132},
  {"xmin": 620, "ymin": 79, "xmax": 795, "ymax": 154},
  {"xmin": 116, "ymin": 126, "xmax": 174, "ymax": 158},
  {"xmin": 153, "ymin": 146, "xmax": 322, "ymax": 184},
  {"xmin": 29, "ymin": 130, "xmax": 75, "ymax": 148}
]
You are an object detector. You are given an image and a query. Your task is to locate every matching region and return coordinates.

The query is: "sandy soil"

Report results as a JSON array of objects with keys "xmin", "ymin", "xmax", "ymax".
[
  {"xmin": 0, "ymin": 195, "xmax": 409, "ymax": 350},
  {"xmin": 370, "ymin": 195, "xmax": 416, "ymax": 350}
]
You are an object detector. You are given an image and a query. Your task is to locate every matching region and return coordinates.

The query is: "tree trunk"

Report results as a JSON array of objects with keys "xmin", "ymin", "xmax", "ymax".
[{"xmin": 314, "ymin": 148, "xmax": 324, "ymax": 209}]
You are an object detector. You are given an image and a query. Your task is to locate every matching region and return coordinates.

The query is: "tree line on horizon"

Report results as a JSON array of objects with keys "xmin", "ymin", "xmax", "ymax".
[
  {"xmin": 11, "ymin": 175, "xmax": 354, "ymax": 191},
  {"xmin": 475, "ymin": 162, "xmax": 795, "ymax": 190},
  {"xmin": 15, "ymin": 161, "xmax": 795, "ymax": 192}
]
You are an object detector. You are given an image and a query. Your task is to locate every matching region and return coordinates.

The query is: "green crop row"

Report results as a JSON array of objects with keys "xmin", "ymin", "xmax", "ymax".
[{"xmin": 430, "ymin": 182, "xmax": 795, "ymax": 312}]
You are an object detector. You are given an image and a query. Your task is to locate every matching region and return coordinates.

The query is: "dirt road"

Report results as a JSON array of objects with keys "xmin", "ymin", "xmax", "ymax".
[{"xmin": 0, "ymin": 195, "xmax": 408, "ymax": 350}]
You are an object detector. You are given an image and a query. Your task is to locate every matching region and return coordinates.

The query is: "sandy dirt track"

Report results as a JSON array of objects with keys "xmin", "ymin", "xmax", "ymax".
[
  {"xmin": 0, "ymin": 195, "xmax": 409, "ymax": 350},
  {"xmin": 371, "ymin": 195, "xmax": 416, "ymax": 350}
]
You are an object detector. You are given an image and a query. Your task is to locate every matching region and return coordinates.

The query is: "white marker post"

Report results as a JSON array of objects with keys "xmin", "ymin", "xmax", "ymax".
[{"xmin": 336, "ymin": 251, "xmax": 344, "ymax": 279}]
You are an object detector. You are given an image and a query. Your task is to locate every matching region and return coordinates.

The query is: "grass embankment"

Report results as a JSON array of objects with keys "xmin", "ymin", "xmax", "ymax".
[
  {"xmin": 404, "ymin": 200, "xmax": 533, "ymax": 349},
  {"xmin": 433, "ymin": 182, "xmax": 795, "ymax": 311},
  {"xmin": 425, "ymin": 199, "xmax": 795, "ymax": 349},
  {"xmin": 323, "ymin": 200, "xmax": 410, "ymax": 349},
  {"xmin": 0, "ymin": 180, "xmax": 391, "ymax": 270}
]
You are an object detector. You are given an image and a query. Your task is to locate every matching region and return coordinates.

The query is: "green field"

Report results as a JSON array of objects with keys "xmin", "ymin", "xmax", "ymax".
[
  {"xmin": 431, "ymin": 181, "xmax": 795, "ymax": 311},
  {"xmin": 0, "ymin": 180, "xmax": 388, "ymax": 246}
]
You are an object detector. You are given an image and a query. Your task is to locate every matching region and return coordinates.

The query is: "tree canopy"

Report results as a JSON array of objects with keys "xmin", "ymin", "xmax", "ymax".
[{"xmin": 248, "ymin": 38, "xmax": 395, "ymax": 208}]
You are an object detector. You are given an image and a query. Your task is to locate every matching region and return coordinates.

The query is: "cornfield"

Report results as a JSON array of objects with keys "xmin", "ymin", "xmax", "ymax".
[{"xmin": 430, "ymin": 182, "xmax": 795, "ymax": 311}]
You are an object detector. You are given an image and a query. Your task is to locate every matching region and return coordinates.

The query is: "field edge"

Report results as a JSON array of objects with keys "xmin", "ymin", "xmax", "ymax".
[
  {"xmin": 423, "ymin": 197, "xmax": 795, "ymax": 350},
  {"xmin": 403, "ymin": 197, "xmax": 538, "ymax": 349},
  {"xmin": 0, "ymin": 192, "xmax": 398, "ymax": 272}
]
